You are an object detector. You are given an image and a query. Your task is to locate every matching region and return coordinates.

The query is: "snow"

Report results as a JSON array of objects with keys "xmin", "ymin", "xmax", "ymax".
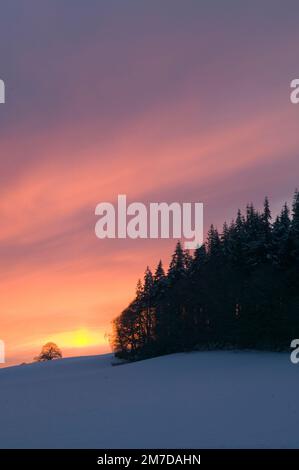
[{"xmin": 0, "ymin": 351, "xmax": 298, "ymax": 448}]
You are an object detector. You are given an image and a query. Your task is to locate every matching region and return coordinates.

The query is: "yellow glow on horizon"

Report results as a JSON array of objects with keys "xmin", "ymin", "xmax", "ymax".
[{"xmin": 41, "ymin": 328, "xmax": 107, "ymax": 349}]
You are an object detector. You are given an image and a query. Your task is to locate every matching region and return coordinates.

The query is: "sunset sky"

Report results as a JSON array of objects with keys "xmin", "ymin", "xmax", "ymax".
[{"xmin": 0, "ymin": 1, "xmax": 299, "ymax": 366}]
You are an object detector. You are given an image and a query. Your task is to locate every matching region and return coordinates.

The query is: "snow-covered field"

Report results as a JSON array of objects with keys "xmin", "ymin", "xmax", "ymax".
[{"xmin": 0, "ymin": 351, "xmax": 297, "ymax": 448}]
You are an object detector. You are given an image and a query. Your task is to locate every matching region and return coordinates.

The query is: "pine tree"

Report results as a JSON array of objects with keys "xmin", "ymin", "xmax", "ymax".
[
  {"xmin": 140, "ymin": 267, "xmax": 155, "ymax": 350},
  {"xmin": 154, "ymin": 260, "xmax": 165, "ymax": 283},
  {"xmin": 272, "ymin": 203, "xmax": 290, "ymax": 266},
  {"xmin": 221, "ymin": 221, "xmax": 230, "ymax": 258},
  {"xmin": 143, "ymin": 267, "xmax": 154, "ymax": 298},
  {"xmin": 152, "ymin": 261, "xmax": 167, "ymax": 352},
  {"xmin": 153, "ymin": 260, "xmax": 167, "ymax": 300},
  {"xmin": 113, "ymin": 191, "xmax": 299, "ymax": 359},
  {"xmin": 191, "ymin": 244, "xmax": 207, "ymax": 274},
  {"xmin": 207, "ymin": 225, "xmax": 221, "ymax": 258},
  {"xmin": 168, "ymin": 241, "xmax": 186, "ymax": 282},
  {"xmin": 290, "ymin": 189, "xmax": 299, "ymax": 263},
  {"xmin": 262, "ymin": 196, "xmax": 272, "ymax": 260},
  {"xmin": 135, "ymin": 279, "xmax": 143, "ymax": 300}
]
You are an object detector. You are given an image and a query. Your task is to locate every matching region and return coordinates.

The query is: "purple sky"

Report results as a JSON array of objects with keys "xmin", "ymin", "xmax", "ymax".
[{"xmin": 0, "ymin": 0, "xmax": 298, "ymax": 365}]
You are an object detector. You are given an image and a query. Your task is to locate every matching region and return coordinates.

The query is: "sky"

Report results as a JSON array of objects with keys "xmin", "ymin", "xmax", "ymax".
[{"xmin": 0, "ymin": 0, "xmax": 299, "ymax": 366}]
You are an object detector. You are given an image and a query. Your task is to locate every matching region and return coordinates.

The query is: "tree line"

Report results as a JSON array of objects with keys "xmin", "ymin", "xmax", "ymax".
[{"xmin": 112, "ymin": 190, "xmax": 299, "ymax": 360}]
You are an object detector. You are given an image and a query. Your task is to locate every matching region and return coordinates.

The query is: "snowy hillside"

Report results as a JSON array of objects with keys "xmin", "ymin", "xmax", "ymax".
[{"xmin": 0, "ymin": 351, "xmax": 298, "ymax": 449}]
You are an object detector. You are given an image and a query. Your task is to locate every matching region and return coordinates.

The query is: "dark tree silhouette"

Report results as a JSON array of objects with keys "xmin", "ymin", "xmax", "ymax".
[
  {"xmin": 35, "ymin": 342, "xmax": 62, "ymax": 361},
  {"xmin": 113, "ymin": 190, "xmax": 299, "ymax": 361}
]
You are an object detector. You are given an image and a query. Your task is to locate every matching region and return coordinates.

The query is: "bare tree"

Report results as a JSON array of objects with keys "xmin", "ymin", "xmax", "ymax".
[{"xmin": 35, "ymin": 342, "xmax": 62, "ymax": 362}]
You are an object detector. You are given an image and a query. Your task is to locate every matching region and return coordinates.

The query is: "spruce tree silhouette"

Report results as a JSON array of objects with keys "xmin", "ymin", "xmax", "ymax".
[{"xmin": 113, "ymin": 190, "xmax": 299, "ymax": 360}]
